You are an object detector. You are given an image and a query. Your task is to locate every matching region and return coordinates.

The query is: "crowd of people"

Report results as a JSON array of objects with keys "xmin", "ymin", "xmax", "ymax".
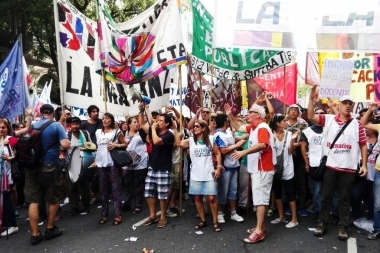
[{"xmin": 1, "ymin": 88, "xmax": 380, "ymax": 246}]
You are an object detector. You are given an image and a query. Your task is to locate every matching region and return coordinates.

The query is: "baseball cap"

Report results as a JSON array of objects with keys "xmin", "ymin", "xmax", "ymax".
[
  {"xmin": 339, "ymin": 95, "xmax": 354, "ymax": 103},
  {"xmin": 40, "ymin": 104, "xmax": 54, "ymax": 114},
  {"xmin": 69, "ymin": 116, "xmax": 81, "ymax": 124}
]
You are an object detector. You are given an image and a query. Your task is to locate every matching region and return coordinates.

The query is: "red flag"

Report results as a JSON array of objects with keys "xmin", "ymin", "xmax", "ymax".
[
  {"xmin": 253, "ymin": 63, "xmax": 297, "ymax": 106},
  {"xmin": 212, "ymin": 80, "xmax": 242, "ymax": 116},
  {"xmin": 185, "ymin": 62, "xmax": 202, "ymax": 114},
  {"xmin": 305, "ymin": 52, "xmax": 320, "ymax": 86}
]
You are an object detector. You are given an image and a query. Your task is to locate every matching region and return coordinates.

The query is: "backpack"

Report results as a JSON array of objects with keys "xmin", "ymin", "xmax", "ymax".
[{"xmin": 16, "ymin": 120, "xmax": 54, "ymax": 169}]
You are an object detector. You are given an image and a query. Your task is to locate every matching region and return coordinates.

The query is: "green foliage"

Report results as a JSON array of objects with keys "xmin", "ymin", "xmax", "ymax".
[{"xmin": 297, "ymin": 84, "xmax": 311, "ymax": 98}]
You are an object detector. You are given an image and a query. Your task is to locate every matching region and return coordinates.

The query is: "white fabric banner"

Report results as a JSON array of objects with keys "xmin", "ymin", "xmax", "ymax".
[
  {"xmin": 54, "ymin": 0, "xmax": 176, "ymax": 116},
  {"xmin": 213, "ymin": 0, "xmax": 380, "ymax": 52}
]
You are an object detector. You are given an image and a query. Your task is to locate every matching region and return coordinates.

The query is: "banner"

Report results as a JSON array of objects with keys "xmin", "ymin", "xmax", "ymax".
[
  {"xmin": 319, "ymin": 59, "xmax": 355, "ymax": 100},
  {"xmin": 253, "ymin": 63, "xmax": 297, "ymax": 106},
  {"xmin": 34, "ymin": 81, "xmax": 52, "ymax": 117},
  {"xmin": 98, "ymin": 0, "xmax": 186, "ymax": 84},
  {"xmin": 185, "ymin": 62, "xmax": 205, "ymax": 114},
  {"xmin": 54, "ymin": 0, "xmax": 174, "ymax": 116},
  {"xmin": 374, "ymin": 54, "xmax": 380, "ymax": 103},
  {"xmin": 213, "ymin": 0, "xmax": 380, "ymax": 52},
  {"xmin": 211, "ymin": 80, "xmax": 242, "ymax": 116},
  {"xmin": 191, "ymin": 0, "xmax": 291, "ymax": 81},
  {"xmin": 0, "ymin": 37, "xmax": 30, "ymax": 119}
]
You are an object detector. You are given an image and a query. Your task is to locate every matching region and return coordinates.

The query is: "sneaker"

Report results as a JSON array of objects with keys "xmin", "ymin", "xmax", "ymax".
[
  {"xmin": 174, "ymin": 205, "xmax": 186, "ymax": 213},
  {"xmin": 271, "ymin": 218, "xmax": 287, "ymax": 224},
  {"xmin": 314, "ymin": 222, "xmax": 327, "ymax": 237},
  {"xmin": 306, "ymin": 204, "xmax": 315, "ymax": 214},
  {"xmin": 157, "ymin": 218, "xmax": 167, "ymax": 228},
  {"xmin": 1, "ymin": 226, "xmax": 19, "ymax": 236},
  {"xmin": 338, "ymin": 225, "xmax": 348, "ymax": 241},
  {"xmin": 285, "ymin": 221, "xmax": 299, "ymax": 228},
  {"xmin": 367, "ymin": 231, "xmax": 380, "ymax": 240},
  {"xmin": 30, "ymin": 231, "xmax": 43, "ymax": 245},
  {"xmin": 217, "ymin": 214, "xmax": 225, "ymax": 223},
  {"xmin": 69, "ymin": 208, "xmax": 79, "ymax": 216},
  {"xmin": 143, "ymin": 216, "xmax": 159, "ymax": 226},
  {"xmin": 285, "ymin": 209, "xmax": 291, "ymax": 215},
  {"xmin": 44, "ymin": 225, "xmax": 63, "ymax": 240},
  {"xmin": 231, "ymin": 214, "xmax": 244, "ymax": 222},
  {"xmin": 298, "ymin": 209, "xmax": 309, "ymax": 217},
  {"xmin": 166, "ymin": 209, "xmax": 178, "ymax": 218},
  {"xmin": 63, "ymin": 198, "xmax": 69, "ymax": 204},
  {"xmin": 243, "ymin": 231, "xmax": 265, "ymax": 244},
  {"xmin": 246, "ymin": 228, "xmax": 267, "ymax": 237},
  {"xmin": 15, "ymin": 210, "xmax": 21, "ymax": 219}
]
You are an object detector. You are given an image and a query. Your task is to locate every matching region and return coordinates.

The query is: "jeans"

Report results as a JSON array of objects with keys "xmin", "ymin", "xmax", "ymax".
[
  {"xmin": 351, "ymin": 177, "xmax": 374, "ymax": 220},
  {"xmin": 319, "ymin": 168, "xmax": 355, "ymax": 227},
  {"xmin": 309, "ymin": 175, "xmax": 322, "ymax": 213},
  {"xmin": 238, "ymin": 165, "xmax": 249, "ymax": 207},
  {"xmin": 217, "ymin": 168, "xmax": 238, "ymax": 205},
  {"xmin": 373, "ymin": 170, "xmax": 380, "ymax": 232}
]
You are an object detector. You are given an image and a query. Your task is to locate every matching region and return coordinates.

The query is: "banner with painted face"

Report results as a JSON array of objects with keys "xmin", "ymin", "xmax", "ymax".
[
  {"xmin": 54, "ymin": 0, "xmax": 174, "ymax": 116},
  {"xmin": 213, "ymin": 0, "xmax": 380, "ymax": 52},
  {"xmin": 191, "ymin": 0, "xmax": 291, "ymax": 81}
]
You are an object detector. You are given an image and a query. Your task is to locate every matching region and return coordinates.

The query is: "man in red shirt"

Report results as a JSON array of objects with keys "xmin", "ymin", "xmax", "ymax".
[{"xmin": 225, "ymin": 103, "xmax": 275, "ymax": 244}]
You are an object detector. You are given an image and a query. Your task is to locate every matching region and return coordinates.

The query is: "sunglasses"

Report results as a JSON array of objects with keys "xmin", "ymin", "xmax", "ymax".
[
  {"xmin": 202, "ymin": 111, "xmax": 210, "ymax": 114},
  {"xmin": 248, "ymin": 111, "xmax": 258, "ymax": 114},
  {"xmin": 194, "ymin": 125, "xmax": 201, "ymax": 129},
  {"xmin": 210, "ymin": 118, "xmax": 215, "ymax": 122},
  {"xmin": 315, "ymin": 112, "xmax": 325, "ymax": 114}
]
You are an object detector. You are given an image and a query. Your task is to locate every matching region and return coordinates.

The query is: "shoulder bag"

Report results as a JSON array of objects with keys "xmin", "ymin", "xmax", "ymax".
[
  {"xmin": 109, "ymin": 130, "xmax": 133, "ymax": 167},
  {"xmin": 6, "ymin": 144, "xmax": 21, "ymax": 181},
  {"xmin": 274, "ymin": 132, "xmax": 287, "ymax": 181},
  {"xmin": 312, "ymin": 119, "xmax": 352, "ymax": 181}
]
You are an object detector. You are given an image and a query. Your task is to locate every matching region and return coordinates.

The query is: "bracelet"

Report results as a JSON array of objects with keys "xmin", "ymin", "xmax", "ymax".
[
  {"xmin": 216, "ymin": 165, "xmax": 224, "ymax": 169},
  {"xmin": 118, "ymin": 144, "xmax": 120, "ymax": 148}
]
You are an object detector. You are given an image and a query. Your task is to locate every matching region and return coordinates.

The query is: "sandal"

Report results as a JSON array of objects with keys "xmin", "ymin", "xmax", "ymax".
[
  {"xmin": 113, "ymin": 215, "xmax": 122, "ymax": 225},
  {"xmin": 99, "ymin": 215, "xmax": 108, "ymax": 224},
  {"xmin": 134, "ymin": 207, "xmax": 141, "ymax": 213},
  {"xmin": 195, "ymin": 220, "xmax": 207, "ymax": 229},
  {"xmin": 213, "ymin": 223, "xmax": 221, "ymax": 232}
]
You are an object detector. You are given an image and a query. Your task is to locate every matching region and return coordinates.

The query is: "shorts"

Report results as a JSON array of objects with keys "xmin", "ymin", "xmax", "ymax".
[
  {"xmin": 144, "ymin": 168, "xmax": 170, "ymax": 200},
  {"xmin": 24, "ymin": 162, "xmax": 62, "ymax": 204},
  {"xmin": 217, "ymin": 168, "xmax": 238, "ymax": 205},
  {"xmin": 170, "ymin": 163, "xmax": 180, "ymax": 189},
  {"xmin": 251, "ymin": 170, "xmax": 274, "ymax": 206},
  {"xmin": 189, "ymin": 179, "xmax": 217, "ymax": 196}
]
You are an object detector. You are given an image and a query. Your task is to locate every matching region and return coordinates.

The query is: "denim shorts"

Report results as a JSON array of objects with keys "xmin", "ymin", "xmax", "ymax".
[
  {"xmin": 189, "ymin": 179, "xmax": 217, "ymax": 196},
  {"xmin": 217, "ymin": 168, "xmax": 238, "ymax": 205}
]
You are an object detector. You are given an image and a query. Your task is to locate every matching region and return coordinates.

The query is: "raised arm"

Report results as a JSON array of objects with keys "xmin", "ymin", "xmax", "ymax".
[
  {"xmin": 138, "ymin": 104, "xmax": 149, "ymax": 134},
  {"xmin": 360, "ymin": 102, "xmax": 379, "ymax": 132},
  {"xmin": 307, "ymin": 86, "xmax": 320, "ymax": 125},
  {"xmin": 187, "ymin": 108, "xmax": 201, "ymax": 130},
  {"xmin": 224, "ymin": 103, "xmax": 246, "ymax": 132}
]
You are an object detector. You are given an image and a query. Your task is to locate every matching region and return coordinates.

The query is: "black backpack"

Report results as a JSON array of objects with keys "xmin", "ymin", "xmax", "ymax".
[{"xmin": 16, "ymin": 120, "xmax": 54, "ymax": 169}]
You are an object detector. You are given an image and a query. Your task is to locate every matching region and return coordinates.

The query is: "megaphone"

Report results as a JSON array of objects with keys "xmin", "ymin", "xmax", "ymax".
[{"xmin": 128, "ymin": 88, "xmax": 151, "ymax": 105}]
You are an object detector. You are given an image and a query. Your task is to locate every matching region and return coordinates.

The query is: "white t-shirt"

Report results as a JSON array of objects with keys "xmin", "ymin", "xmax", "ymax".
[
  {"xmin": 124, "ymin": 132, "xmax": 148, "ymax": 170},
  {"xmin": 189, "ymin": 136, "xmax": 214, "ymax": 181},
  {"xmin": 95, "ymin": 129, "xmax": 117, "ymax": 167},
  {"xmin": 274, "ymin": 131, "xmax": 294, "ymax": 180}
]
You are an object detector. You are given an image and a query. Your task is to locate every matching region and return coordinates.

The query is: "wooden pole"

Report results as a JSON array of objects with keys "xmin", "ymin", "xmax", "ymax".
[
  {"xmin": 178, "ymin": 65, "xmax": 183, "ymax": 216},
  {"xmin": 209, "ymin": 48, "xmax": 215, "ymax": 124},
  {"xmin": 283, "ymin": 64, "xmax": 287, "ymax": 115}
]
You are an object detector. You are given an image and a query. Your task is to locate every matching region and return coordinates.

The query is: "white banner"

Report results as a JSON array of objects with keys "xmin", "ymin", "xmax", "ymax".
[
  {"xmin": 213, "ymin": 0, "xmax": 380, "ymax": 52},
  {"xmin": 54, "ymin": 0, "xmax": 175, "ymax": 116},
  {"xmin": 319, "ymin": 59, "xmax": 355, "ymax": 100}
]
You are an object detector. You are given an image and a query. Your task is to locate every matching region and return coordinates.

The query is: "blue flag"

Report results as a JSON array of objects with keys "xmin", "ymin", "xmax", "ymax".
[{"xmin": 0, "ymin": 37, "xmax": 30, "ymax": 119}]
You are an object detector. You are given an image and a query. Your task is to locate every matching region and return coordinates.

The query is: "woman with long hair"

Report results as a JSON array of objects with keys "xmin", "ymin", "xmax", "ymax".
[
  {"xmin": 0, "ymin": 118, "xmax": 19, "ymax": 236},
  {"xmin": 178, "ymin": 120, "xmax": 223, "ymax": 232},
  {"xmin": 122, "ymin": 117, "xmax": 148, "ymax": 213},
  {"xmin": 269, "ymin": 114, "xmax": 299, "ymax": 228},
  {"xmin": 95, "ymin": 112, "xmax": 127, "ymax": 225},
  {"xmin": 119, "ymin": 121, "xmax": 128, "ymax": 135}
]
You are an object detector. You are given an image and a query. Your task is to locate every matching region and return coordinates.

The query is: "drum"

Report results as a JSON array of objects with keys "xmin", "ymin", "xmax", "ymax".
[{"xmin": 68, "ymin": 147, "xmax": 96, "ymax": 183}]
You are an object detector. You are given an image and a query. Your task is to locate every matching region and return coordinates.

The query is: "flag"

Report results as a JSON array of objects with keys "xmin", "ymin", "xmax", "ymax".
[
  {"xmin": 34, "ymin": 80, "xmax": 52, "ymax": 117},
  {"xmin": 0, "ymin": 37, "xmax": 29, "ymax": 119},
  {"xmin": 211, "ymin": 80, "xmax": 242, "ymax": 116},
  {"xmin": 98, "ymin": 0, "xmax": 186, "ymax": 84},
  {"xmin": 22, "ymin": 57, "xmax": 32, "ymax": 87},
  {"xmin": 253, "ymin": 63, "xmax": 297, "ymax": 106},
  {"xmin": 191, "ymin": 0, "xmax": 291, "ymax": 81},
  {"xmin": 185, "ymin": 62, "xmax": 202, "ymax": 114},
  {"xmin": 305, "ymin": 52, "xmax": 320, "ymax": 86}
]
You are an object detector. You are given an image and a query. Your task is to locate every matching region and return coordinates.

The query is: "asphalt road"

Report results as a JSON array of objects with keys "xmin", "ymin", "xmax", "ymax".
[{"xmin": 1, "ymin": 199, "xmax": 380, "ymax": 253}]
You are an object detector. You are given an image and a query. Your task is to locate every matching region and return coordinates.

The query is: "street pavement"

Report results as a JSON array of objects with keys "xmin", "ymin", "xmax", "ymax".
[{"xmin": 1, "ymin": 199, "xmax": 380, "ymax": 253}]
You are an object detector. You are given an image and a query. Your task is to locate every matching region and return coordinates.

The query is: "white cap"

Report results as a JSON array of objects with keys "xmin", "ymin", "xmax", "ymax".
[
  {"xmin": 250, "ymin": 104, "xmax": 266, "ymax": 119},
  {"xmin": 339, "ymin": 95, "xmax": 354, "ymax": 103}
]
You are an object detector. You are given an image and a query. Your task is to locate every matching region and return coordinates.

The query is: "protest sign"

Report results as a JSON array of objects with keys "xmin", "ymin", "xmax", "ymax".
[{"xmin": 319, "ymin": 59, "xmax": 354, "ymax": 100}]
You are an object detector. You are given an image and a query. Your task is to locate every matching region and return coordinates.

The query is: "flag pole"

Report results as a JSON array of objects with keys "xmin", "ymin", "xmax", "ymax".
[
  {"xmin": 198, "ymin": 70, "xmax": 203, "ymax": 116},
  {"xmin": 178, "ymin": 65, "xmax": 183, "ymax": 216},
  {"xmin": 209, "ymin": 48, "xmax": 215, "ymax": 122},
  {"xmin": 18, "ymin": 34, "xmax": 26, "ymax": 122},
  {"xmin": 283, "ymin": 64, "xmax": 287, "ymax": 115},
  {"xmin": 53, "ymin": 0, "xmax": 65, "ymax": 109}
]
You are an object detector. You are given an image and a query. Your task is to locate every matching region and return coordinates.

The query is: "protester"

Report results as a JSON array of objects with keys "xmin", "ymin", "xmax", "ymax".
[
  {"xmin": 95, "ymin": 112, "xmax": 126, "ymax": 225},
  {"xmin": 65, "ymin": 117, "xmax": 92, "ymax": 216},
  {"xmin": 214, "ymin": 113, "xmax": 246, "ymax": 224},
  {"xmin": 187, "ymin": 107, "xmax": 210, "ymax": 130},
  {"xmin": 81, "ymin": 105, "xmax": 102, "ymax": 144},
  {"xmin": 25, "ymin": 104, "xmax": 70, "ymax": 245},
  {"xmin": 122, "ymin": 117, "xmax": 148, "ymax": 214},
  {"xmin": 178, "ymin": 119, "xmax": 223, "ymax": 232},
  {"xmin": 140, "ymin": 113, "xmax": 175, "ymax": 228},
  {"xmin": 224, "ymin": 103, "xmax": 275, "ymax": 244},
  {"xmin": 308, "ymin": 86, "xmax": 367, "ymax": 241},
  {"xmin": 269, "ymin": 114, "xmax": 299, "ymax": 228}
]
